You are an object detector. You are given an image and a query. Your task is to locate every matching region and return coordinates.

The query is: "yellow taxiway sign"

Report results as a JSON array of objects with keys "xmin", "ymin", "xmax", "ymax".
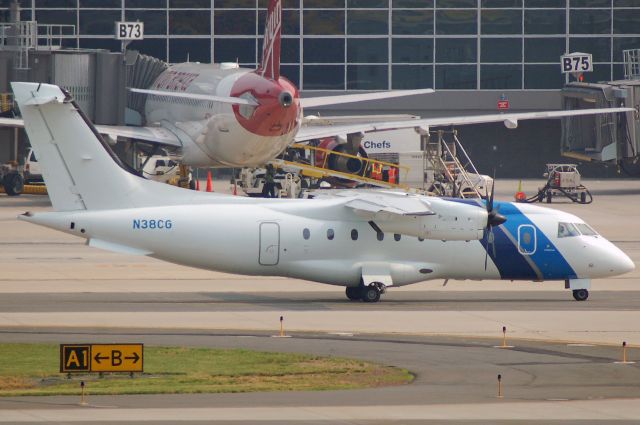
[{"xmin": 60, "ymin": 344, "xmax": 143, "ymax": 373}]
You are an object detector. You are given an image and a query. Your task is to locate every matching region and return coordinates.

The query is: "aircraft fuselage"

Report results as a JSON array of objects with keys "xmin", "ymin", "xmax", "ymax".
[
  {"xmin": 25, "ymin": 198, "xmax": 634, "ymax": 289},
  {"xmin": 144, "ymin": 63, "xmax": 301, "ymax": 167}
]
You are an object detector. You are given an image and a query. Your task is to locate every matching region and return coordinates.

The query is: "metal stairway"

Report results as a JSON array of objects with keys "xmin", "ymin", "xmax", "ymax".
[{"xmin": 424, "ymin": 130, "xmax": 485, "ymax": 198}]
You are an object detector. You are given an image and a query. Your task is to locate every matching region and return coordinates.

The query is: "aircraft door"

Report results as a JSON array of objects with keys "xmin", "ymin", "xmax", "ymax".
[
  {"xmin": 259, "ymin": 222, "xmax": 280, "ymax": 265},
  {"xmin": 517, "ymin": 224, "xmax": 536, "ymax": 255}
]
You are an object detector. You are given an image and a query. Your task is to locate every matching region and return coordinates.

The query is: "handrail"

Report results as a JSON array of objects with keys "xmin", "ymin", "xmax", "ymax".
[{"xmin": 438, "ymin": 133, "xmax": 482, "ymax": 198}]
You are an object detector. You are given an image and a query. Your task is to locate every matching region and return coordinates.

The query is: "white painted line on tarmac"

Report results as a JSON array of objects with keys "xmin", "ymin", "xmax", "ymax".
[{"xmin": 2, "ymin": 399, "xmax": 640, "ymax": 422}]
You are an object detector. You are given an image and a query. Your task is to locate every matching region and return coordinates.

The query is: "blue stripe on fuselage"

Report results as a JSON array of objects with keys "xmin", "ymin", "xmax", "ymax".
[{"xmin": 444, "ymin": 198, "xmax": 577, "ymax": 280}]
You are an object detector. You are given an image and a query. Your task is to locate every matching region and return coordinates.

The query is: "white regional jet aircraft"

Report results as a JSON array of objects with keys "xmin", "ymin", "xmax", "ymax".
[
  {"xmin": 12, "ymin": 82, "xmax": 635, "ymax": 302},
  {"xmin": 0, "ymin": 0, "xmax": 634, "ymax": 172}
]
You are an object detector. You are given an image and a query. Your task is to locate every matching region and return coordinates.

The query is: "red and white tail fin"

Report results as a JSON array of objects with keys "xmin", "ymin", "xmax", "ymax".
[{"xmin": 258, "ymin": 0, "xmax": 281, "ymax": 80}]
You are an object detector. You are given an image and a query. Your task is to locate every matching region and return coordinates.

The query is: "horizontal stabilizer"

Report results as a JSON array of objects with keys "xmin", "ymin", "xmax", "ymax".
[
  {"xmin": 23, "ymin": 95, "xmax": 65, "ymax": 106},
  {"xmin": 300, "ymin": 89, "xmax": 434, "ymax": 109},
  {"xmin": 95, "ymin": 124, "xmax": 182, "ymax": 147},
  {"xmin": 129, "ymin": 88, "xmax": 258, "ymax": 106}
]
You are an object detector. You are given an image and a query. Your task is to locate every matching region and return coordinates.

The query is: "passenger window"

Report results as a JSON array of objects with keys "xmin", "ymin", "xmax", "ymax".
[
  {"xmin": 394, "ymin": 234, "xmax": 401, "ymax": 241},
  {"xmin": 418, "ymin": 237, "xmax": 424, "ymax": 242},
  {"xmin": 575, "ymin": 223, "xmax": 598, "ymax": 236},
  {"xmin": 558, "ymin": 222, "xmax": 580, "ymax": 238},
  {"xmin": 303, "ymin": 228, "xmax": 310, "ymax": 240},
  {"xmin": 351, "ymin": 229, "xmax": 358, "ymax": 241},
  {"xmin": 327, "ymin": 229, "xmax": 334, "ymax": 240}
]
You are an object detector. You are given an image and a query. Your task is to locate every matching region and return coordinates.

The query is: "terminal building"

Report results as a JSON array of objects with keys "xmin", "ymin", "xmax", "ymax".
[{"xmin": 1, "ymin": 0, "xmax": 639, "ymax": 178}]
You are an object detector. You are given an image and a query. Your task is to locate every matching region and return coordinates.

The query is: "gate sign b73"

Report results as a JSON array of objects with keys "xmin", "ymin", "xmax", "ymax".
[{"xmin": 115, "ymin": 22, "xmax": 144, "ymax": 40}]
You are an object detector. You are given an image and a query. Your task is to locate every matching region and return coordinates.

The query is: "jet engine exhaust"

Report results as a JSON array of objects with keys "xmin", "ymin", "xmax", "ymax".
[
  {"xmin": 328, "ymin": 145, "xmax": 365, "ymax": 174},
  {"xmin": 279, "ymin": 91, "xmax": 293, "ymax": 108}
]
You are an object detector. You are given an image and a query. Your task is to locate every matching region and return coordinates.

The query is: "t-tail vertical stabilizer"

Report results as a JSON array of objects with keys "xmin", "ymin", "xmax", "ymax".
[{"xmin": 258, "ymin": 0, "xmax": 281, "ymax": 80}]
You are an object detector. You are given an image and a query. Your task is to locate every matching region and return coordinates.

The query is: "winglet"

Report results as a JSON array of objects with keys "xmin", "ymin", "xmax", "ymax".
[{"xmin": 258, "ymin": 0, "xmax": 282, "ymax": 80}]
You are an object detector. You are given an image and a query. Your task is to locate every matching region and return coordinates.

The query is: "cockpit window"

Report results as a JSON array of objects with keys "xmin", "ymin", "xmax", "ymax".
[
  {"xmin": 575, "ymin": 223, "xmax": 598, "ymax": 236},
  {"xmin": 558, "ymin": 222, "xmax": 580, "ymax": 238}
]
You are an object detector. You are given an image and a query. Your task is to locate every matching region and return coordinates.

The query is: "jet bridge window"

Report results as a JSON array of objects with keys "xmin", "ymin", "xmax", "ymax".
[
  {"xmin": 575, "ymin": 223, "xmax": 598, "ymax": 236},
  {"xmin": 558, "ymin": 222, "xmax": 580, "ymax": 238}
]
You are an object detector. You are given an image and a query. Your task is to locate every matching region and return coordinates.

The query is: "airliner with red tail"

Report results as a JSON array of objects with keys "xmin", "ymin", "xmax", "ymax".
[{"xmin": 124, "ymin": 0, "xmax": 434, "ymax": 167}]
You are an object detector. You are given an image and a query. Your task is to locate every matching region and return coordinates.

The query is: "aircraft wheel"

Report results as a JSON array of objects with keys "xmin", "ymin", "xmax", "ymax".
[
  {"xmin": 3, "ymin": 173, "xmax": 23, "ymax": 196},
  {"xmin": 345, "ymin": 287, "xmax": 360, "ymax": 301},
  {"xmin": 361, "ymin": 285, "xmax": 381, "ymax": 303},
  {"xmin": 572, "ymin": 289, "xmax": 589, "ymax": 301}
]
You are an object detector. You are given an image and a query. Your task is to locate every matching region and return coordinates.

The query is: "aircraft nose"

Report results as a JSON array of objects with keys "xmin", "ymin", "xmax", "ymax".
[
  {"xmin": 617, "ymin": 251, "xmax": 636, "ymax": 275},
  {"xmin": 599, "ymin": 242, "xmax": 635, "ymax": 276}
]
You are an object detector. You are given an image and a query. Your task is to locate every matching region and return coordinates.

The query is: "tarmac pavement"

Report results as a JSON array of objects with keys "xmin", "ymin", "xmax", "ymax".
[{"xmin": 1, "ymin": 179, "xmax": 640, "ymax": 423}]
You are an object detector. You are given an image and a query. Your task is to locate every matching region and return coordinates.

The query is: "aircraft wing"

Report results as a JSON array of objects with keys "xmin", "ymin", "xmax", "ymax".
[
  {"xmin": 0, "ymin": 117, "xmax": 182, "ymax": 147},
  {"xmin": 129, "ymin": 88, "xmax": 258, "ymax": 106},
  {"xmin": 313, "ymin": 190, "xmax": 434, "ymax": 219},
  {"xmin": 295, "ymin": 107, "xmax": 634, "ymax": 142},
  {"xmin": 300, "ymin": 89, "xmax": 434, "ymax": 109},
  {"xmin": 94, "ymin": 125, "xmax": 182, "ymax": 147},
  {"xmin": 0, "ymin": 117, "xmax": 24, "ymax": 127}
]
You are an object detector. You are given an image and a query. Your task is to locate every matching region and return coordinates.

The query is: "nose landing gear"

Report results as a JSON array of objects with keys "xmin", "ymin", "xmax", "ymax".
[{"xmin": 572, "ymin": 288, "xmax": 589, "ymax": 301}]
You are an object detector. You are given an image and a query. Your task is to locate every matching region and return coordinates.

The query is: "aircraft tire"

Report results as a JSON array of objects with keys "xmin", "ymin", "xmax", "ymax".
[
  {"xmin": 572, "ymin": 289, "xmax": 589, "ymax": 301},
  {"xmin": 3, "ymin": 173, "xmax": 23, "ymax": 196},
  {"xmin": 361, "ymin": 285, "xmax": 381, "ymax": 303},
  {"xmin": 345, "ymin": 287, "xmax": 360, "ymax": 301}
]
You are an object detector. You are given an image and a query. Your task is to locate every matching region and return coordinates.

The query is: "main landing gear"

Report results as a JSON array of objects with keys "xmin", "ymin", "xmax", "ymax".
[
  {"xmin": 345, "ymin": 283, "xmax": 384, "ymax": 303},
  {"xmin": 572, "ymin": 288, "xmax": 589, "ymax": 301}
]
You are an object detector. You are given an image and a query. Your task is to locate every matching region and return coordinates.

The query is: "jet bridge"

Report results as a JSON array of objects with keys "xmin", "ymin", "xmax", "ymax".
[{"xmin": 560, "ymin": 51, "xmax": 640, "ymax": 176}]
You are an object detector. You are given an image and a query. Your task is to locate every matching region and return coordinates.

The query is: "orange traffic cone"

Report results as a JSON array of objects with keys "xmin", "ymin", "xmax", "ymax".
[
  {"xmin": 514, "ymin": 180, "xmax": 526, "ymax": 202},
  {"xmin": 233, "ymin": 182, "xmax": 238, "ymax": 196},
  {"xmin": 195, "ymin": 179, "xmax": 200, "ymax": 191},
  {"xmin": 206, "ymin": 170, "xmax": 213, "ymax": 192}
]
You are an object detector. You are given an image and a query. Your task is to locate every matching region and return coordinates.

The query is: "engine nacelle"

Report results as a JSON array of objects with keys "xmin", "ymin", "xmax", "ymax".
[
  {"xmin": 316, "ymin": 137, "xmax": 367, "ymax": 175},
  {"xmin": 377, "ymin": 198, "xmax": 486, "ymax": 241}
]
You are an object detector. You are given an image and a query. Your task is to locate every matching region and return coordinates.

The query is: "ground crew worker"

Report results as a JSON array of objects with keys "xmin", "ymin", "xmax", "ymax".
[{"xmin": 262, "ymin": 164, "xmax": 277, "ymax": 198}]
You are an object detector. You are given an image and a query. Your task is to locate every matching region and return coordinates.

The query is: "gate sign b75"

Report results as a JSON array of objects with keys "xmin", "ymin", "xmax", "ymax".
[{"xmin": 561, "ymin": 53, "xmax": 592, "ymax": 73}]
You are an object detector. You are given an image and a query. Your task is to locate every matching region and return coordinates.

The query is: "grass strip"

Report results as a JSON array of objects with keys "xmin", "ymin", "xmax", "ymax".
[{"xmin": 0, "ymin": 343, "xmax": 413, "ymax": 396}]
